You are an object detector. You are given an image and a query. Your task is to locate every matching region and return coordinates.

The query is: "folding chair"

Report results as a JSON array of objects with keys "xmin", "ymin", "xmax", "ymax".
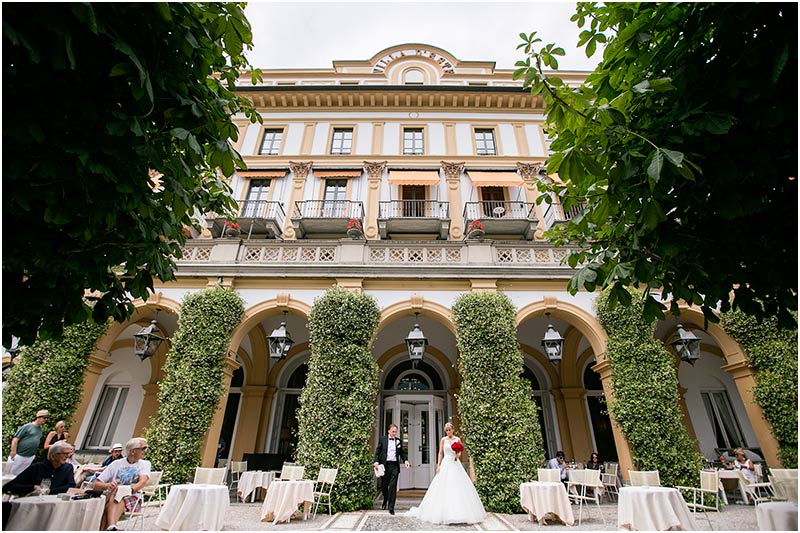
[
  {"xmin": 567, "ymin": 468, "xmax": 606, "ymax": 526},
  {"xmin": 769, "ymin": 474, "xmax": 798, "ymax": 502},
  {"xmin": 122, "ymin": 471, "xmax": 170, "ymax": 530},
  {"xmin": 601, "ymin": 462, "xmax": 619, "ymax": 501},
  {"xmin": 537, "ymin": 468, "xmax": 560, "ymax": 482},
  {"xmin": 676, "ymin": 470, "xmax": 720, "ymax": 530},
  {"xmin": 228, "ymin": 461, "xmax": 247, "ymax": 495},
  {"xmin": 193, "ymin": 466, "xmax": 228, "ymax": 485},
  {"xmin": 312, "ymin": 468, "xmax": 338, "ymax": 518},
  {"xmin": 735, "ymin": 469, "xmax": 773, "ymax": 506},
  {"xmin": 628, "ymin": 470, "xmax": 661, "ymax": 487}
]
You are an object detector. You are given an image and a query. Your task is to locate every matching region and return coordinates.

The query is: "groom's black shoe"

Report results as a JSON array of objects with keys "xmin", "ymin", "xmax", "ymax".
[
  {"xmin": 389, "ymin": 508, "xmax": 395, "ymax": 515},
  {"xmin": 381, "ymin": 501, "xmax": 387, "ymax": 510}
]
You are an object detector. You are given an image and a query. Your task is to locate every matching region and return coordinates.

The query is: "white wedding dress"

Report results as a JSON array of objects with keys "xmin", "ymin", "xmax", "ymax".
[{"xmin": 406, "ymin": 437, "xmax": 486, "ymax": 524}]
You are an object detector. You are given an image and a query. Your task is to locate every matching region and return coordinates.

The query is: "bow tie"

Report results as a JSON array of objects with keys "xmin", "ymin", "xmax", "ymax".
[{"xmin": 389, "ymin": 438, "xmax": 395, "ymax": 441}]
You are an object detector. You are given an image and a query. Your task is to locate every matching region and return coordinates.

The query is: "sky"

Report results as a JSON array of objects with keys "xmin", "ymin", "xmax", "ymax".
[{"xmin": 243, "ymin": 1, "xmax": 603, "ymax": 72}]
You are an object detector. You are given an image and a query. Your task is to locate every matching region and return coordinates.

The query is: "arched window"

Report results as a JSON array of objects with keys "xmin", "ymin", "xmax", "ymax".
[
  {"xmin": 403, "ymin": 68, "xmax": 424, "ymax": 85},
  {"xmin": 383, "ymin": 360, "xmax": 443, "ymax": 390}
]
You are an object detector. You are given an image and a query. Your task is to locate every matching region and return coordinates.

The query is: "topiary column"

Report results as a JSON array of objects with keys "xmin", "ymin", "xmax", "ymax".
[
  {"xmin": 453, "ymin": 291, "xmax": 544, "ymax": 513},
  {"xmin": 295, "ymin": 287, "xmax": 380, "ymax": 512},
  {"xmin": 595, "ymin": 287, "xmax": 704, "ymax": 488},
  {"xmin": 145, "ymin": 286, "xmax": 244, "ymax": 484},
  {"xmin": 721, "ymin": 309, "xmax": 797, "ymax": 467},
  {"xmin": 2, "ymin": 320, "xmax": 108, "ymax": 457}
]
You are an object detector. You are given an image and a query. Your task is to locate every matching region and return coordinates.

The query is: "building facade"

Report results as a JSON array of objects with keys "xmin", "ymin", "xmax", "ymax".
[{"xmin": 67, "ymin": 45, "xmax": 781, "ymax": 488}]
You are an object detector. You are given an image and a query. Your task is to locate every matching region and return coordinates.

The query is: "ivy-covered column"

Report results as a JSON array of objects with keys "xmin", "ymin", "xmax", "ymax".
[
  {"xmin": 453, "ymin": 291, "xmax": 544, "ymax": 513},
  {"xmin": 295, "ymin": 287, "xmax": 380, "ymax": 512},
  {"xmin": 595, "ymin": 287, "xmax": 703, "ymax": 487},
  {"xmin": 2, "ymin": 320, "xmax": 108, "ymax": 457},
  {"xmin": 145, "ymin": 286, "xmax": 244, "ymax": 484},
  {"xmin": 720, "ymin": 310, "xmax": 796, "ymax": 467}
]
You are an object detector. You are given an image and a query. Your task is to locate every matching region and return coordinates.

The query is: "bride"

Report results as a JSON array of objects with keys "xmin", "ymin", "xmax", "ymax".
[{"xmin": 406, "ymin": 422, "xmax": 486, "ymax": 524}]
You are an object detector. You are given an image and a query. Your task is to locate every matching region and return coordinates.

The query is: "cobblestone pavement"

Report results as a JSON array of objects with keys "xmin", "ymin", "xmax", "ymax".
[{"xmin": 129, "ymin": 496, "xmax": 759, "ymax": 531}]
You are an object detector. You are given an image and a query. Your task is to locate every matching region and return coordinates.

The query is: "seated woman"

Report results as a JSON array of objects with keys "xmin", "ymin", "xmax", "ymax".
[
  {"xmin": 586, "ymin": 452, "xmax": 603, "ymax": 472},
  {"xmin": 3, "ymin": 441, "xmax": 76, "ymax": 496},
  {"xmin": 43, "ymin": 420, "xmax": 69, "ymax": 454},
  {"xmin": 93, "ymin": 437, "xmax": 151, "ymax": 531}
]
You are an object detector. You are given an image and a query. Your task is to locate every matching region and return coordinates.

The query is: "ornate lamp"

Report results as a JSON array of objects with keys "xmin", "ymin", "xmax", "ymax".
[
  {"xmin": 671, "ymin": 324, "xmax": 701, "ymax": 365},
  {"xmin": 268, "ymin": 312, "xmax": 294, "ymax": 362},
  {"xmin": 541, "ymin": 314, "xmax": 565, "ymax": 365},
  {"xmin": 405, "ymin": 312, "xmax": 428, "ymax": 366},
  {"xmin": 133, "ymin": 320, "xmax": 166, "ymax": 361}
]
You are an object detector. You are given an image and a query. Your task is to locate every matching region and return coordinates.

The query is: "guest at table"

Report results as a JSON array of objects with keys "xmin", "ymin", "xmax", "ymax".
[
  {"xmin": 43, "ymin": 420, "xmax": 69, "ymax": 453},
  {"xmin": 3, "ymin": 441, "xmax": 76, "ymax": 497},
  {"xmin": 547, "ymin": 450, "xmax": 569, "ymax": 483},
  {"xmin": 102, "ymin": 443, "xmax": 124, "ymax": 468},
  {"xmin": 93, "ymin": 437, "xmax": 151, "ymax": 531},
  {"xmin": 586, "ymin": 452, "xmax": 603, "ymax": 472},
  {"xmin": 8, "ymin": 409, "xmax": 49, "ymax": 475}
]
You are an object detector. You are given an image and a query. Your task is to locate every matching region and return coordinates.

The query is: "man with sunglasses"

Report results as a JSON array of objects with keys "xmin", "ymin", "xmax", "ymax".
[
  {"xmin": 8, "ymin": 409, "xmax": 49, "ymax": 475},
  {"xmin": 93, "ymin": 437, "xmax": 151, "ymax": 531},
  {"xmin": 3, "ymin": 440, "xmax": 76, "ymax": 497}
]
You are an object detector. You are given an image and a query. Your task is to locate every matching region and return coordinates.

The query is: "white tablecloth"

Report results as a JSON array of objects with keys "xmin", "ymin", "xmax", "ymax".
[
  {"xmin": 718, "ymin": 468, "xmax": 748, "ymax": 503},
  {"xmin": 618, "ymin": 486, "xmax": 697, "ymax": 531},
  {"xmin": 1, "ymin": 474, "xmax": 16, "ymax": 488},
  {"xmin": 260, "ymin": 480, "xmax": 314, "ymax": 524},
  {"xmin": 520, "ymin": 481, "xmax": 575, "ymax": 525},
  {"xmin": 154, "ymin": 483, "xmax": 229, "ymax": 531},
  {"xmin": 238, "ymin": 470, "xmax": 275, "ymax": 502},
  {"xmin": 756, "ymin": 502, "xmax": 798, "ymax": 531},
  {"xmin": 5, "ymin": 494, "xmax": 105, "ymax": 531}
]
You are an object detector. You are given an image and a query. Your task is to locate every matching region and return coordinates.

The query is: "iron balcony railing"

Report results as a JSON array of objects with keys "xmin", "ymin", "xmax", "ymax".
[
  {"xmin": 293, "ymin": 200, "xmax": 365, "ymax": 220},
  {"xmin": 378, "ymin": 200, "xmax": 450, "ymax": 219},
  {"xmin": 462, "ymin": 200, "xmax": 537, "ymax": 222},
  {"xmin": 238, "ymin": 200, "xmax": 286, "ymax": 220},
  {"xmin": 543, "ymin": 201, "xmax": 585, "ymax": 226}
]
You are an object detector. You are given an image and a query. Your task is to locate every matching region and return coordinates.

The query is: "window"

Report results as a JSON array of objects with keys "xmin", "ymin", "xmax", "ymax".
[
  {"xmin": 84, "ymin": 385, "xmax": 129, "ymax": 449},
  {"xmin": 323, "ymin": 179, "xmax": 347, "ymax": 217},
  {"xmin": 475, "ymin": 128, "xmax": 497, "ymax": 155},
  {"xmin": 240, "ymin": 179, "xmax": 271, "ymax": 217},
  {"xmin": 702, "ymin": 390, "xmax": 747, "ymax": 449},
  {"xmin": 403, "ymin": 128, "xmax": 424, "ymax": 155},
  {"xmin": 404, "ymin": 69, "xmax": 424, "ymax": 85},
  {"xmin": 330, "ymin": 128, "xmax": 353, "ymax": 155},
  {"xmin": 259, "ymin": 129, "xmax": 283, "ymax": 155}
]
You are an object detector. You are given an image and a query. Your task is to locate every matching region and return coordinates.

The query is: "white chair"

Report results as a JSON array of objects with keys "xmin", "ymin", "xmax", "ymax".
[
  {"xmin": 675, "ymin": 470, "xmax": 720, "ymax": 530},
  {"xmin": 193, "ymin": 466, "xmax": 227, "ymax": 485},
  {"xmin": 601, "ymin": 462, "xmax": 619, "ymax": 501},
  {"xmin": 280, "ymin": 464, "xmax": 304, "ymax": 481},
  {"xmin": 567, "ymin": 468, "xmax": 605, "ymax": 526},
  {"xmin": 228, "ymin": 461, "xmax": 247, "ymax": 494},
  {"xmin": 735, "ymin": 469, "xmax": 773, "ymax": 506},
  {"xmin": 769, "ymin": 474, "xmax": 798, "ymax": 502},
  {"xmin": 312, "ymin": 468, "xmax": 338, "ymax": 518},
  {"xmin": 537, "ymin": 468, "xmax": 560, "ymax": 482},
  {"xmin": 629, "ymin": 470, "xmax": 661, "ymax": 487},
  {"xmin": 122, "ymin": 471, "xmax": 170, "ymax": 530}
]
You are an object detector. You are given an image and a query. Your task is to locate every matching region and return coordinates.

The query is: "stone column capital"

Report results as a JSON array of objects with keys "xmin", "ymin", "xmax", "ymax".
[
  {"xmin": 363, "ymin": 161, "xmax": 387, "ymax": 179},
  {"xmin": 440, "ymin": 161, "xmax": 465, "ymax": 180},
  {"xmin": 516, "ymin": 161, "xmax": 544, "ymax": 181},
  {"xmin": 289, "ymin": 161, "xmax": 313, "ymax": 179}
]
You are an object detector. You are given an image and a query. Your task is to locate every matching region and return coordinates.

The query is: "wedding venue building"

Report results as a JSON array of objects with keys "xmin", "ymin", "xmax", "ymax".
[{"xmin": 65, "ymin": 44, "xmax": 781, "ymax": 489}]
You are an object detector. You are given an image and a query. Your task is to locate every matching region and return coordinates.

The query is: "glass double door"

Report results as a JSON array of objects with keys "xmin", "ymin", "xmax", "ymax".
[{"xmin": 383, "ymin": 395, "xmax": 444, "ymax": 489}]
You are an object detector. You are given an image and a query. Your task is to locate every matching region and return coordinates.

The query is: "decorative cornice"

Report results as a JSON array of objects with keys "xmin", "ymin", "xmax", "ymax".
[
  {"xmin": 363, "ymin": 161, "xmax": 387, "ymax": 178},
  {"xmin": 289, "ymin": 161, "xmax": 313, "ymax": 178},
  {"xmin": 441, "ymin": 161, "xmax": 465, "ymax": 180}
]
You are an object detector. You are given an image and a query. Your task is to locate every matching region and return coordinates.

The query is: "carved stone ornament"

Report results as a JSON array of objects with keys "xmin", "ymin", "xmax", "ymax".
[
  {"xmin": 516, "ymin": 162, "xmax": 544, "ymax": 181},
  {"xmin": 289, "ymin": 161, "xmax": 313, "ymax": 179},
  {"xmin": 440, "ymin": 161, "xmax": 465, "ymax": 180},
  {"xmin": 363, "ymin": 161, "xmax": 387, "ymax": 179}
]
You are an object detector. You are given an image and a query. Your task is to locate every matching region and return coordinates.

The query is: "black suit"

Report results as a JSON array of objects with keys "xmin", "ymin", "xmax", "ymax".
[{"xmin": 374, "ymin": 435, "xmax": 406, "ymax": 512}]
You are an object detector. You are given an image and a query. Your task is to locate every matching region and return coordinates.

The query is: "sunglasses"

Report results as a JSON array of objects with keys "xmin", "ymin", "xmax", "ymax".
[{"xmin": 134, "ymin": 446, "xmax": 148, "ymax": 451}]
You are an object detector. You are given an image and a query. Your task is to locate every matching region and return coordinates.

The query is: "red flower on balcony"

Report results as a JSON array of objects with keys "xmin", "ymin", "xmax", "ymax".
[
  {"xmin": 467, "ymin": 220, "xmax": 483, "ymax": 231},
  {"xmin": 225, "ymin": 221, "xmax": 240, "ymax": 231},
  {"xmin": 347, "ymin": 219, "xmax": 363, "ymax": 230}
]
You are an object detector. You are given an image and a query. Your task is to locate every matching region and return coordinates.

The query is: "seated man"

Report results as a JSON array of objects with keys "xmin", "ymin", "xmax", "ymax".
[
  {"xmin": 93, "ymin": 437, "xmax": 151, "ymax": 531},
  {"xmin": 102, "ymin": 443, "xmax": 124, "ymax": 467},
  {"xmin": 547, "ymin": 450, "xmax": 569, "ymax": 485},
  {"xmin": 3, "ymin": 441, "xmax": 76, "ymax": 496}
]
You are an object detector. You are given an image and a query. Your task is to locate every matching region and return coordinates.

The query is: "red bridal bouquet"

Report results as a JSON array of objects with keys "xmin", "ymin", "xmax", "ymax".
[{"xmin": 451, "ymin": 441, "xmax": 464, "ymax": 453}]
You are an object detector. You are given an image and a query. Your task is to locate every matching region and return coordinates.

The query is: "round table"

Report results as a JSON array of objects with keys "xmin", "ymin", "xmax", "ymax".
[
  {"xmin": 520, "ymin": 481, "xmax": 575, "ymax": 525},
  {"xmin": 4, "ymin": 494, "xmax": 106, "ymax": 531},
  {"xmin": 154, "ymin": 483, "xmax": 229, "ymax": 531},
  {"xmin": 260, "ymin": 479, "xmax": 315, "ymax": 524},
  {"xmin": 618, "ymin": 486, "xmax": 697, "ymax": 531},
  {"xmin": 237, "ymin": 470, "xmax": 275, "ymax": 502},
  {"xmin": 756, "ymin": 502, "xmax": 798, "ymax": 531}
]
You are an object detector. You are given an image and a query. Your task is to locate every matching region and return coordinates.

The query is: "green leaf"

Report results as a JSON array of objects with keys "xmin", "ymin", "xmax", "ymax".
[
  {"xmin": 661, "ymin": 148, "xmax": 684, "ymax": 167},
  {"xmin": 646, "ymin": 150, "xmax": 663, "ymax": 182}
]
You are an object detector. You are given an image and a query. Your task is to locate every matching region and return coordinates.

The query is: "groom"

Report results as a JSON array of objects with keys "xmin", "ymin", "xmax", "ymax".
[{"xmin": 373, "ymin": 423, "xmax": 409, "ymax": 514}]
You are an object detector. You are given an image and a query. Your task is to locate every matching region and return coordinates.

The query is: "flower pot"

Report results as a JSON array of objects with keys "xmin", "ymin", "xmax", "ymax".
[
  {"xmin": 225, "ymin": 228, "xmax": 241, "ymax": 238},
  {"xmin": 466, "ymin": 229, "xmax": 484, "ymax": 240},
  {"xmin": 347, "ymin": 228, "xmax": 364, "ymax": 239}
]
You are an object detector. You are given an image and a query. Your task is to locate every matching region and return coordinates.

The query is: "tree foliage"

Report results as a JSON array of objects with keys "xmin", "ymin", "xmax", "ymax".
[
  {"xmin": 295, "ymin": 287, "xmax": 380, "ymax": 512},
  {"xmin": 3, "ymin": 3, "xmax": 262, "ymax": 347},
  {"xmin": 2, "ymin": 320, "xmax": 108, "ymax": 457},
  {"xmin": 515, "ymin": 3, "xmax": 797, "ymax": 328},
  {"xmin": 146, "ymin": 286, "xmax": 244, "ymax": 485},
  {"xmin": 595, "ymin": 287, "xmax": 704, "ymax": 489},
  {"xmin": 452, "ymin": 291, "xmax": 544, "ymax": 513}
]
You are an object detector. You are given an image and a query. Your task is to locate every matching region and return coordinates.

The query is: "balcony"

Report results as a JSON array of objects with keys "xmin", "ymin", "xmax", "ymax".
[
  {"xmin": 378, "ymin": 200, "xmax": 450, "ymax": 239},
  {"xmin": 208, "ymin": 200, "xmax": 285, "ymax": 239},
  {"xmin": 463, "ymin": 201, "xmax": 537, "ymax": 240},
  {"xmin": 292, "ymin": 200, "xmax": 365, "ymax": 238},
  {"xmin": 543, "ymin": 201, "xmax": 585, "ymax": 229}
]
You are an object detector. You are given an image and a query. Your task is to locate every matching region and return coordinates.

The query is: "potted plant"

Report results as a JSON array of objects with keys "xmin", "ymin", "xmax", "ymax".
[
  {"xmin": 224, "ymin": 221, "xmax": 241, "ymax": 238},
  {"xmin": 346, "ymin": 219, "xmax": 364, "ymax": 239},
  {"xmin": 465, "ymin": 219, "xmax": 484, "ymax": 239}
]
